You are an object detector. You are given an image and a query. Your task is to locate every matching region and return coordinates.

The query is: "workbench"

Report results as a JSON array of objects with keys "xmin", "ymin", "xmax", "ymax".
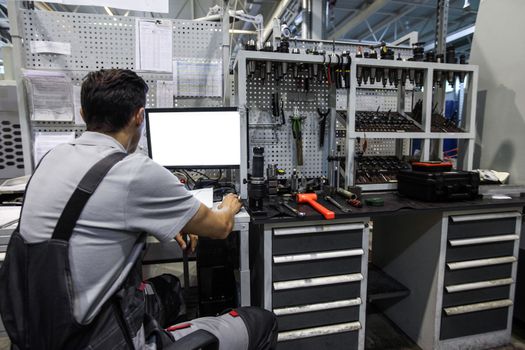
[{"xmin": 248, "ymin": 194, "xmax": 525, "ymax": 350}]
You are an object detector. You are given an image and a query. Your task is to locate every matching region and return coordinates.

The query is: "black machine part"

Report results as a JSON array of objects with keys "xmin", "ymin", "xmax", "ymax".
[
  {"xmin": 397, "ymin": 170, "xmax": 480, "ymax": 202},
  {"xmin": 248, "ymin": 147, "xmax": 267, "ymax": 212}
]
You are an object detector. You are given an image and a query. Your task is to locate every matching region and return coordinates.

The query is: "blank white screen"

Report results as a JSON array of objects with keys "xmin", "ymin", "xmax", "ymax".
[{"xmin": 147, "ymin": 110, "xmax": 241, "ymax": 167}]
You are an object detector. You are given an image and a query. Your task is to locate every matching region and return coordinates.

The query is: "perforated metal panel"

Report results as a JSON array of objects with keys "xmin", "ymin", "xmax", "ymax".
[
  {"xmin": 16, "ymin": 9, "xmax": 225, "ymax": 159},
  {"xmin": 355, "ymin": 139, "xmax": 396, "ymax": 156},
  {"xmin": 246, "ymin": 70, "xmax": 329, "ymax": 177},
  {"xmin": 22, "ymin": 10, "xmax": 136, "ymax": 70},
  {"xmin": 356, "ymin": 89, "xmax": 413, "ymax": 112},
  {"xmin": 172, "ymin": 20, "xmax": 222, "ymax": 60},
  {"xmin": 0, "ymin": 115, "xmax": 24, "ymax": 177}
]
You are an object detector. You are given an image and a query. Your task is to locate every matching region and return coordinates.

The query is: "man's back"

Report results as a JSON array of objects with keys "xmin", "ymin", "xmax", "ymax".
[{"xmin": 20, "ymin": 131, "xmax": 200, "ymax": 325}]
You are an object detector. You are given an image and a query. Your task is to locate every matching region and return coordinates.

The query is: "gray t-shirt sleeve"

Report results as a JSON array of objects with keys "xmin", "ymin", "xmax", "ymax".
[{"xmin": 125, "ymin": 155, "xmax": 201, "ymax": 242}]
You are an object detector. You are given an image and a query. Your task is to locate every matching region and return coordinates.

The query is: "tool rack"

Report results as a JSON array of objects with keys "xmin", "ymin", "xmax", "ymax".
[
  {"xmin": 235, "ymin": 50, "xmax": 334, "ymax": 198},
  {"xmin": 344, "ymin": 58, "xmax": 478, "ymax": 191}
]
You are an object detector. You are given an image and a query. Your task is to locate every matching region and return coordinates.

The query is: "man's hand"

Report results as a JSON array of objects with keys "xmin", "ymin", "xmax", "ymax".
[
  {"xmin": 175, "ymin": 232, "xmax": 199, "ymax": 253},
  {"xmin": 218, "ymin": 193, "xmax": 243, "ymax": 214}
]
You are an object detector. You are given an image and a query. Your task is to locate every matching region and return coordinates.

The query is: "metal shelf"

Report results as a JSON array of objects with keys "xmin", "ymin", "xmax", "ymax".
[{"xmin": 345, "ymin": 57, "xmax": 479, "ymax": 190}]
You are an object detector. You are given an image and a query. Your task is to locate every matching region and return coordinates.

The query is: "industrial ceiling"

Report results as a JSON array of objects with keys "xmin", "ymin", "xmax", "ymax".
[{"xmin": 0, "ymin": 0, "xmax": 479, "ymax": 58}]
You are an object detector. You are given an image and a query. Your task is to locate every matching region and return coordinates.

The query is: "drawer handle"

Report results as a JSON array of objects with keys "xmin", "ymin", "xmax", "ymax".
[
  {"xmin": 443, "ymin": 299, "xmax": 513, "ymax": 316},
  {"xmin": 450, "ymin": 212, "xmax": 521, "ymax": 223},
  {"xmin": 273, "ymin": 223, "xmax": 365, "ymax": 236},
  {"xmin": 447, "ymin": 256, "xmax": 517, "ymax": 270},
  {"xmin": 273, "ymin": 273, "xmax": 363, "ymax": 291},
  {"xmin": 445, "ymin": 278, "xmax": 514, "ymax": 293},
  {"xmin": 273, "ymin": 298, "xmax": 362, "ymax": 316},
  {"xmin": 277, "ymin": 322, "xmax": 361, "ymax": 342},
  {"xmin": 449, "ymin": 234, "xmax": 519, "ymax": 247},
  {"xmin": 273, "ymin": 249, "xmax": 364, "ymax": 264}
]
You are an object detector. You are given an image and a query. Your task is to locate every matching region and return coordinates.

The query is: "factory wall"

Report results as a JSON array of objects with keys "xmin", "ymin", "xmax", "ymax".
[{"xmin": 470, "ymin": 0, "xmax": 525, "ymax": 184}]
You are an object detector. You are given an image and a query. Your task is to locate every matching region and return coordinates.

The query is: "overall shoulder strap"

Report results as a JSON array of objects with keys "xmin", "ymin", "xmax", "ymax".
[{"xmin": 51, "ymin": 152, "xmax": 127, "ymax": 241}]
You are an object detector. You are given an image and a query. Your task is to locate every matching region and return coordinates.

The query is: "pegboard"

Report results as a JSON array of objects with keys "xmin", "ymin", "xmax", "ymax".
[
  {"xmin": 12, "ymin": 9, "xmax": 226, "ymax": 175},
  {"xmin": 22, "ymin": 11, "xmax": 224, "ymax": 71},
  {"xmin": 356, "ymin": 89, "xmax": 413, "ymax": 112},
  {"xmin": 0, "ymin": 115, "xmax": 24, "ymax": 178},
  {"xmin": 355, "ymin": 138, "xmax": 410, "ymax": 157},
  {"xmin": 246, "ymin": 69, "xmax": 330, "ymax": 177},
  {"xmin": 172, "ymin": 20, "xmax": 222, "ymax": 61},
  {"xmin": 22, "ymin": 10, "xmax": 136, "ymax": 70}
]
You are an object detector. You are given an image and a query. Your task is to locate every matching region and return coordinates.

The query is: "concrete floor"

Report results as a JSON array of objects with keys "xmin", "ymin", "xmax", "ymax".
[
  {"xmin": 1, "ymin": 314, "xmax": 524, "ymax": 349},
  {"xmin": 365, "ymin": 308, "xmax": 525, "ymax": 350}
]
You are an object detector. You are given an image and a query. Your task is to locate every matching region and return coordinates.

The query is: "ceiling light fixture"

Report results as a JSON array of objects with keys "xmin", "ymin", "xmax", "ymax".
[
  {"xmin": 104, "ymin": 6, "xmax": 114, "ymax": 16},
  {"xmin": 463, "ymin": 0, "xmax": 471, "ymax": 8}
]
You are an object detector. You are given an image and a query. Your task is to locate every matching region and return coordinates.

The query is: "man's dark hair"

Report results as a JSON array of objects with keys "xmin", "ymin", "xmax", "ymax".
[{"xmin": 81, "ymin": 69, "xmax": 149, "ymax": 133}]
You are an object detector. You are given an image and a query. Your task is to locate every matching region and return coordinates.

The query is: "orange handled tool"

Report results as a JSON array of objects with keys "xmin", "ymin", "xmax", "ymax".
[{"xmin": 296, "ymin": 193, "xmax": 335, "ymax": 220}]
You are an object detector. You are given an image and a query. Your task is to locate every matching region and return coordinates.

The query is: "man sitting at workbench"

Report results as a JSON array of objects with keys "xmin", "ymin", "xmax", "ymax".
[{"xmin": 0, "ymin": 69, "xmax": 277, "ymax": 349}]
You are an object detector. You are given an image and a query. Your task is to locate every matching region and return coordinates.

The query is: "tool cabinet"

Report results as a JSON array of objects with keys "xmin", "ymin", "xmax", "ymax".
[
  {"xmin": 373, "ymin": 208, "xmax": 522, "ymax": 350},
  {"xmin": 250, "ymin": 219, "xmax": 369, "ymax": 350}
]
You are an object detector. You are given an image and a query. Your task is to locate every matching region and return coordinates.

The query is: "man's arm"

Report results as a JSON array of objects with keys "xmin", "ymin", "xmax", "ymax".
[{"xmin": 181, "ymin": 193, "xmax": 242, "ymax": 239}]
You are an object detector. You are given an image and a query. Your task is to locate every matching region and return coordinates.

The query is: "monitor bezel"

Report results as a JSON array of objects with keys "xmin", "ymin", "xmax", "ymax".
[{"xmin": 145, "ymin": 107, "xmax": 241, "ymax": 169}]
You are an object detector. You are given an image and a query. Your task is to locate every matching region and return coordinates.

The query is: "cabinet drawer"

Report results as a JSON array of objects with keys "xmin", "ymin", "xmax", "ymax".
[
  {"xmin": 277, "ymin": 324, "xmax": 359, "ymax": 350},
  {"xmin": 440, "ymin": 301, "xmax": 510, "ymax": 340},
  {"xmin": 442, "ymin": 285, "xmax": 511, "ymax": 308},
  {"xmin": 445, "ymin": 264, "xmax": 513, "ymax": 285},
  {"xmin": 273, "ymin": 254, "xmax": 362, "ymax": 282},
  {"xmin": 277, "ymin": 305, "xmax": 360, "ymax": 332},
  {"xmin": 446, "ymin": 241, "xmax": 516, "ymax": 263},
  {"xmin": 273, "ymin": 280, "xmax": 362, "ymax": 308},
  {"xmin": 447, "ymin": 212, "xmax": 519, "ymax": 240},
  {"xmin": 273, "ymin": 224, "xmax": 364, "ymax": 255}
]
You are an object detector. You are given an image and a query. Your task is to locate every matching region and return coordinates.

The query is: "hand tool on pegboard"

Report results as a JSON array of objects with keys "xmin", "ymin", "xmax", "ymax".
[
  {"xmin": 342, "ymin": 51, "xmax": 351, "ymax": 89},
  {"xmin": 290, "ymin": 108, "xmax": 306, "ymax": 166},
  {"xmin": 317, "ymin": 107, "xmax": 330, "ymax": 148}
]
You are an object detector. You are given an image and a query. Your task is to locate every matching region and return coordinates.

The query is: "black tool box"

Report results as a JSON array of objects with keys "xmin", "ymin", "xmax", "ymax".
[{"xmin": 397, "ymin": 170, "xmax": 479, "ymax": 202}]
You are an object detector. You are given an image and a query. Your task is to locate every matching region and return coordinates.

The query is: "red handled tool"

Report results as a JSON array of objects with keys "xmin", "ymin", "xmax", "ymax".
[{"xmin": 297, "ymin": 193, "xmax": 335, "ymax": 220}]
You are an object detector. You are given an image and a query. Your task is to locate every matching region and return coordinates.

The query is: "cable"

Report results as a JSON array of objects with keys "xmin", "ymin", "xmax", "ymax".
[{"xmin": 188, "ymin": 169, "xmax": 211, "ymax": 179}]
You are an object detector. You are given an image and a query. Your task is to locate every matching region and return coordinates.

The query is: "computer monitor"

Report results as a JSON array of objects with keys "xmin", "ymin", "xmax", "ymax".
[{"xmin": 145, "ymin": 107, "xmax": 241, "ymax": 169}]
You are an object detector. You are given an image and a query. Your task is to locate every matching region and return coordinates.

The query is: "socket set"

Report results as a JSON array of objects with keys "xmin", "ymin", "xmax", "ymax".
[
  {"xmin": 431, "ymin": 114, "xmax": 464, "ymax": 133},
  {"xmin": 355, "ymin": 156, "xmax": 410, "ymax": 184},
  {"xmin": 409, "ymin": 100, "xmax": 465, "ymax": 133},
  {"xmin": 354, "ymin": 110, "xmax": 421, "ymax": 132}
]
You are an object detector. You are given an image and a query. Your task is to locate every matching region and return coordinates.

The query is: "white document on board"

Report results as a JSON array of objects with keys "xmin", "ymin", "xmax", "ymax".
[
  {"xmin": 30, "ymin": 41, "xmax": 71, "ymax": 55},
  {"xmin": 173, "ymin": 60, "xmax": 223, "ymax": 97},
  {"xmin": 33, "ymin": 132, "xmax": 75, "ymax": 164},
  {"xmin": 156, "ymin": 81, "xmax": 175, "ymax": 107},
  {"xmin": 136, "ymin": 19, "xmax": 173, "ymax": 72},
  {"xmin": 23, "ymin": 70, "xmax": 74, "ymax": 121}
]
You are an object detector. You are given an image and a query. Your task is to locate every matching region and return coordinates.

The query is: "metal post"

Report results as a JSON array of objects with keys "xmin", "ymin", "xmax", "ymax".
[
  {"xmin": 301, "ymin": 0, "xmax": 311, "ymax": 39},
  {"xmin": 311, "ymin": 0, "xmax": 325, "ymax": 40},
  {"xmin": 237, "ymin": 52, "xmax": 249, "ymax": 199},
  {"xmin": 345, "ymin": 59, "xmax": 358, "ymax": 187},
  {"xmin": 222, "ymin": 0, "xmax": 231, "ymax": 107},
  {"xmin": 7, "ymin": 0, "xmax": 34, "ymax": 174},
  {"xmin": 432, "ymin": 0, "xmax": 449, "ymax": 161}
]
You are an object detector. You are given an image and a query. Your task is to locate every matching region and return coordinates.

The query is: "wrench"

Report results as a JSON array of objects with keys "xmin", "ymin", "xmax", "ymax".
[
  {"xmin": 324, "ymin": 195, "xmax": 352, "ymax": 213},
  {"xmin": 282, "ymin": 202, "xmax": 306, "ymax": 218}
]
